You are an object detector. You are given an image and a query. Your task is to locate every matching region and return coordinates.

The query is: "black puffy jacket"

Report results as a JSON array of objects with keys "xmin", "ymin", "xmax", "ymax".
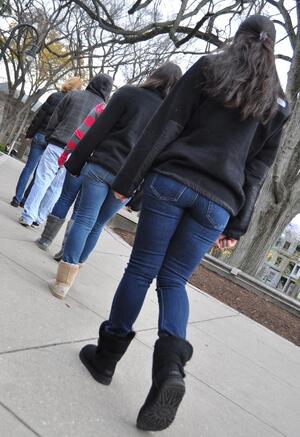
[{"xmin": 26, "ymin": 91, "xmax": 65, "ymax": 139}]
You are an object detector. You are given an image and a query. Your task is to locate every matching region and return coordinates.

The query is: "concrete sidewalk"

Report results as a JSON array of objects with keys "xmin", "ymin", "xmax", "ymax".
[{"xmin": 0, "ymin": 155, "xmax": 299, "ymax": 437}]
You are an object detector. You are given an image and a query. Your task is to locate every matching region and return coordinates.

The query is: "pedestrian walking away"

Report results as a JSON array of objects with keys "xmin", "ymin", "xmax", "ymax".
[
  {"xmin": 78, "ymin": 16, "xmax": 289, "ymax": 432},
  {"xmin": 35, "ymin": 102, "xmax": 106, "ymax": 253},
  {"xmin": 49, "ymin": 62, "xmax": 182, "ymax": 299},
  {"xmin": 19, "ymin": 73, "xmax": 112, "ymax": 227},
  {"xmin": 10, "ymin": 77, "xmax": 81, "ymax": 208}
]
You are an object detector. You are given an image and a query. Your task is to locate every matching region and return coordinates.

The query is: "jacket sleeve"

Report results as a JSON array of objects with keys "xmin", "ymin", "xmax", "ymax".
[
  {"xmin": 224, "ymin": 104, "xmax": 289, "ymax": 240},
  {"xmin": 45, "ymin": 94, "xmax": 71, "ymax": 141},
  {"xmin": 26, "ymin": 100, "xmax": 50, "ymax": 138},
  {"xmin": 112, "ymin": 57, "xmax": 208, "ymax": 197},
  {"xmin": 65, "ymin": 89, "xmax": 127, "ymax": 176},
  {"xmin": 58, "ymin": 104, "xmax": 106, "ymax": 168}
]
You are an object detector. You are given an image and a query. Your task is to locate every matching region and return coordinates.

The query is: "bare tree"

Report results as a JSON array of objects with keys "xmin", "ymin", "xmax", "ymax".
[
  {"xmin": 0, "ymin": 0, "xmax": 186, "ymax": 146},
  {"xmin": 0, "ymin": 0, "xmax": 77, "ymax": 143},
  {"xmin": 67, "ymin": 0, "xmax": 252, "ymax": 46}
]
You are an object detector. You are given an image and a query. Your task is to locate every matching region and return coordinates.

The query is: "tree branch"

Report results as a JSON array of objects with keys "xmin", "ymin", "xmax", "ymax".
[{"xmin": 128, "ymin": 0, "xmax": 155, "ymax": 15}]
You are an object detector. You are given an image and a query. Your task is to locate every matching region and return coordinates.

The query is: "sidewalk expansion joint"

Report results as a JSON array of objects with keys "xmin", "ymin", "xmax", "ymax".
[
  {"xmin": 0, "ymin": 400, "xmax": 41, "ymax": 436},
  {"xmin": 92, "ymin": 250, "xmax": 129, "ymax": 258},
  {"xmin": 133, "ymin": 314, "xmax": 239, "ymax": 335},
  {"xmin": 0, "ymin": 338, "xmax": 98, "ymax": 356},
  {"xmin": 188, "ymin": 314, "xmax": 239, "ymax": 324},
  {"xmin": 185, "ymin": 373, "xmax": 287, "ymax": 437},
  {"xmin": 191, "ymin": 322, "xmax": 299, "ymax": 391}
]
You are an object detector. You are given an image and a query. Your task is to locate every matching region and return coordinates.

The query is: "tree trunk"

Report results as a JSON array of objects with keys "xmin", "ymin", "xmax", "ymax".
[
  {"xmin": 0, "ymin": 91, "xmax": 17, "ymax": 144},
  {"xmin": 228, "ymin": 100, "xmax": 300, "ymax": 276},
  {"xmin": 228, "ymin": 180, "xmax": 298, "ymax": 275}
]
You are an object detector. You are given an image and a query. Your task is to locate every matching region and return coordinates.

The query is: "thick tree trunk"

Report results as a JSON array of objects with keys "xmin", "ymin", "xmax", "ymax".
[
  {"xmin": 0, "ymin": 93, "xmax": 34, "ymax": 145},
  {"xmin": 228, "ymin": 99, "xmax": 300, "ymax": 276},
  {"xmin": 0, "ymin": 91, "xmax": 25, "ymax": 144},
  {"xmin": 228, "ymin": 180, "xmax": 298, "ymax": 275}
]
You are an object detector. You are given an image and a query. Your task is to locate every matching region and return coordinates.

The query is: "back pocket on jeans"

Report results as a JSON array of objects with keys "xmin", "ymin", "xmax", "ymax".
[
  {"xmin": 206, "ymin": 200, "xmax": 230, "ymax": 231},
  {"xmin": 150, "ymin": 174, "xmax": 186, "ymax": 202}
]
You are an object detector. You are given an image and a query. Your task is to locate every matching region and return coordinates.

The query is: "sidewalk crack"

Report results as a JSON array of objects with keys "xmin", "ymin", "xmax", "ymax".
[
  {"xmin": 0, "ymin": 400, "xmax": 41, "ymax": 436},
  {"xmin": 0, "ymin": 338, "xmax": 98, "ymax": 356}
]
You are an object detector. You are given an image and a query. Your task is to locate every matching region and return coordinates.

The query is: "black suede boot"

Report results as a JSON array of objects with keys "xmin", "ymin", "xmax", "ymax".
[
  {"xmin": 136, "ymin": 335, "xmax": 193, "ymax": 431},
  {"xmin": 79, "ymin": 321, "xmax": 135, "ymax": 385}
]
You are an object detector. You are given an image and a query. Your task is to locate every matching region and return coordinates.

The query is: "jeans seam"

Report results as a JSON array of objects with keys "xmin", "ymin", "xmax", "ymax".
[
  {"xmin": 206, "ymin": 200, "xmax": 229, "ymax": 231},
  {"xmin": 157, "ymin": 287, "xmax": 165, "ymax": 333},
  {"xmin": 189, "ymin": 192, "xmax": 199, "ymax": 207},
  {"xmin": 206, "ymin": 201, "xmax": 218, "ymax": 228}
]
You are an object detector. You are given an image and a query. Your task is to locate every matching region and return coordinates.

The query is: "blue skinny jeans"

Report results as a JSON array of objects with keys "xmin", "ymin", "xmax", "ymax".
[{"xmin": 107, "ymin": 173, "xmax": 230, "ymax": 339}]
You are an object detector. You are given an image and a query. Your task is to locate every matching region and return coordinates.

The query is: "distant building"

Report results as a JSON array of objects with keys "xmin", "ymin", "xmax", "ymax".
[{"xmin": 258, "ymin": 223, "xmax": 300, "ymax": 301}]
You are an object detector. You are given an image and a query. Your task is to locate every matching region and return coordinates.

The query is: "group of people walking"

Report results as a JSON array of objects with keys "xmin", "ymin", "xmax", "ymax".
[{"xmin": 10, "ymin": 16, "xmax": 289, "ymax": 431}]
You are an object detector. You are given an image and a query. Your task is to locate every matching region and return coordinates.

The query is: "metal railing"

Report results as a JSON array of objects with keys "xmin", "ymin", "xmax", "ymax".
[{"xmin": 202, "ymin": 254, "xmax": 300, "ymax": 317}]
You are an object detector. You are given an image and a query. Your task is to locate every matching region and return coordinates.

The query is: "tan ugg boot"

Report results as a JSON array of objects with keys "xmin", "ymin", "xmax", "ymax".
[{"xmin": 49, "ymin": 261, "xmax": 79, "ymax": 300}]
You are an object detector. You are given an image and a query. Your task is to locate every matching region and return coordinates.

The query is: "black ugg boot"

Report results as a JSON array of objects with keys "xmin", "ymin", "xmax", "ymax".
[
  {"xmin": 79, "ymin": 321, "xmax": 135, "ymax": 385},
  {"xmin": 136, "ymin": 335, "xmax": 193, "ymax": 431},
  {"xmin": 36, "ymin": 214, "xmax": 65, "ymax": 251}
]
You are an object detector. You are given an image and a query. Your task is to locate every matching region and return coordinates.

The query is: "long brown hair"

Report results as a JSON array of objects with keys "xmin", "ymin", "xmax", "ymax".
[
  {"xmin": 141, "ymin": 62, "xmax": 182, "ymax": 98},
  {"xmin": 203, "ymin": 15, "xmax": 281, "ymax": 123}
]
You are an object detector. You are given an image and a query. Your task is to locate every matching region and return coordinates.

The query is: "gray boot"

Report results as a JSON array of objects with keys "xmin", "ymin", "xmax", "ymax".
[
  {"xmin": 53, "ymin": 219, "xmax": 74, "ymax": 262},
  {"xmin": 36, "ymin": 214, "xmax": 65, "ymax": 251}
]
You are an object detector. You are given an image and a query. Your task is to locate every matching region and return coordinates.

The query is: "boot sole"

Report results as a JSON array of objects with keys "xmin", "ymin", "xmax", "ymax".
[
  {"xmin": 48, "ymin": 283, "xmax": 65, "ymax": 300},
  {"xmin": 35, "ymin": 240, "xmax": 49, "ymax": 251},
  {"xmin": 53, "ymin": 256, "xmax": 62, "ymax": 262},
  {"xmin": 79, "ymin": 348, "xmax": 112, "ymax": 386},
  {"xmin": 136, "ymin": 378, "xmax": 185, "ymax": 431}
]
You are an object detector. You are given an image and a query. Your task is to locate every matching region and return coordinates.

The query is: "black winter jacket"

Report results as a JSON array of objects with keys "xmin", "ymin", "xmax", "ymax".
[
  {"xmin": 65, "ymin": 86, "xmax": 164, "ymax": 177},
  {"xmin": 26, "ymin": 91, "xmax": 65, "ymax": 139},
  {"xmin": 112, "ymin": 56, "xmax": 289, "ymax": 239},
  {"xmin": 45, "ymin": 74, "xmax": 113, "ymax": 149}
]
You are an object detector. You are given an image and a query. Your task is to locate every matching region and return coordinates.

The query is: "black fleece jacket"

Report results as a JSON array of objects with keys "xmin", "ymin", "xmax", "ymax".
[
  {"xmin": 65, "ymin": 85, "xmax": 163, "ymax": 177},
  {"xmin": 111, "ymin": 56, "xmax": 289, "ymax": 239},
  {"xmin": 26, "ymin": 91, "xmax": 65, "ymax": 139}
]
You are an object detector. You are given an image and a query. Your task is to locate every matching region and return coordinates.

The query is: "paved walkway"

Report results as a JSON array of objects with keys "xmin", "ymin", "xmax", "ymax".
[{"xmin": 0, "ymin": 155, "xmax": 299, "ymax": 437}]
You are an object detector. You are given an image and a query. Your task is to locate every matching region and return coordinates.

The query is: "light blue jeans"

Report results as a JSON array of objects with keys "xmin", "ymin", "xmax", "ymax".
[
  {"xmin": 22, "ymin": 144, "xmax": 66, "ymax": 225},
  {"xmin": 63, "ymin": 163, "xmax": 128, "ymax": 264}
]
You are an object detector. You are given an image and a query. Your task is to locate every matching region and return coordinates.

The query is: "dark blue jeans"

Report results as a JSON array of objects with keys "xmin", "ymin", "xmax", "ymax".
[
  {"xmin": 13, "ymin": 133, "xmax": 46, "ymax": 203},
  {"xmin": 51, "ymin": 171, "xmax": 83, "ymax": 219},
  {"xmin": 63, "ymin": 163, "xmax": 127, "ymax": 264},
  {"xmin": 108, "ymin": 173, "xmax": 230, "ymax": 339}
]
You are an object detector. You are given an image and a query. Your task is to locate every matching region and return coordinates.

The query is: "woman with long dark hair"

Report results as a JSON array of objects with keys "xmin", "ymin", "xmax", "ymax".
[
  {"xmin": 78, "ymin": 16, "xmax": 289, "ymax": 431},
  {"xmin": 49, "ymin": 62, "xmax": 182, "ymax": 298}
]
